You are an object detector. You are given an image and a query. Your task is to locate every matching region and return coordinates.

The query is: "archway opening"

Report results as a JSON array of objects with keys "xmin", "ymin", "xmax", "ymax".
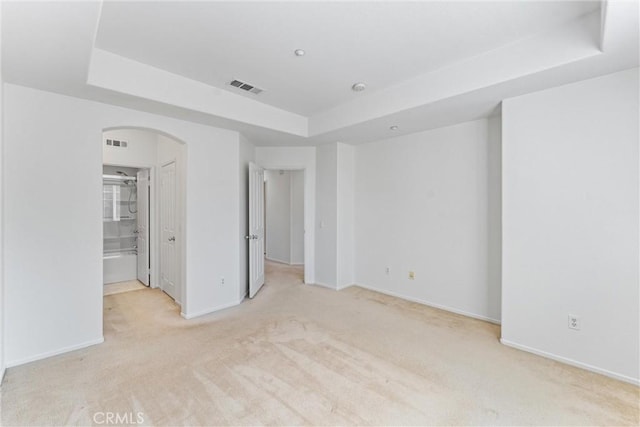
[{"xmin": 101, "ymin": 127, "xmax": 187, "ymax": 318}]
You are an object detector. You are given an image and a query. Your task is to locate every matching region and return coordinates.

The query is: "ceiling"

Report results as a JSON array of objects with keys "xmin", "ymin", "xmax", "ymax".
[
  {"xmin": 95, "ymin": 1, "xmax": 599, "ymax": 116},
  {"xmin": 2, "ymin": 1, "xmax": 639, "ymax": 146}
]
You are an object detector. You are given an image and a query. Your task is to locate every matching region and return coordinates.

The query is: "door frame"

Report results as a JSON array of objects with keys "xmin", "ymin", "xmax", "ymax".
[
  {"xmin": 136, "ymin": 168, "xmax": 151, "ymax": 286},
  {"xmin": 103, "ymin": 162, "xmax": 159, "ymax": 289},
  {"xmin": 101, "ymin": 127, "xmax": 187, "ymax": 315},
  {"xmin": 262, "ymin": 166, "xmax": 309, "ymax": 283}
]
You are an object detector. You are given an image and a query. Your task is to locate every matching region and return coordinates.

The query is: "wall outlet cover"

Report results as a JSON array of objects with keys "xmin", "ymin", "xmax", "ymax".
[{"xmin": 568, "ymin": 314, "xmax": 580, "ymax": 330}]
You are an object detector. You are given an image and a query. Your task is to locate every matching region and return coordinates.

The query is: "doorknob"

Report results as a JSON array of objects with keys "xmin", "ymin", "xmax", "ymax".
[{"xmin": 168, "ymin": 236, "xmax": 176, "ymax": 242}]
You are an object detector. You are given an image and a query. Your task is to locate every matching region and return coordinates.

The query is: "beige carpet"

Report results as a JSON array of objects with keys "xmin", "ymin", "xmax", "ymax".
[
  {"xmin": 1, "ymin": 261, "xmax": 638, "ymax": 426},
  {"xmin": 103, "ymin": 280, "xmax": 148, "ymax": 296}
]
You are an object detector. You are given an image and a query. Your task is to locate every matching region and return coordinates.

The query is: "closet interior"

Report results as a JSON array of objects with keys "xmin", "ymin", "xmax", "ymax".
[{"xmin": 103, "ymin": 165, "xmax": 150, "ymax": 286}]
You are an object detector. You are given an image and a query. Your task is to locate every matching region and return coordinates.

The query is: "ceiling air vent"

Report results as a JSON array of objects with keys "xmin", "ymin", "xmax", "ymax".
[
  {"xmin": 229, "ymin": 79, "xmax": 263, "ymax": 95},
  {"xmin": 106, "ymin": 139, "xmax": 128, "ymax": 148}
]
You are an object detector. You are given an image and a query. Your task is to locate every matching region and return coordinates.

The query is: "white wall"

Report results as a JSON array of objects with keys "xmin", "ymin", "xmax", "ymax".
[
  {"xmin": 157, "ymin": 133, "xmax": 184, "ymax": 165},
  {"xmin": 265, "ymin": 170, "xmax": 291, "ymax": 263},
  {"xmin": 487, "ymin": 116, "xmax": 502, "ymax": 320},
  {"xmin": 501, "ymin": 68, "xmax": 639, "ymax": 384},
  {"xmin": 238, "ymin": 134, "xmax": 255, "ymax": 301},
  {"xmin": 0, "ymin": 1, "xmax": 5, "ymax": 384},
  {"xmin": 3, "ymin": 84, "xmax": 242, "ymax": 366},
  {"xmin": 354, "ymin": 118, "xmax": 502, "ymax": 323},
  {"xmin": 255, "ymin": 147, "xmax": 316, "ymax": 284},
  {"xmin": 103, "ymin": 129, "xmax": 158, "ymax": 166},
  {"xmin": 264, "ymin": 170, "xmax": 304, "ymax": 265},
  {"xmin": 312, "ymin": 142, "xmax": 355, "ymax": 290},
  {"xmin": 315, "ymin": 144, "xmax": 338, "ymax": 287},
  {"xmin": 290, "ymin": 170, "xmax": 304, "ymax": 265},
  {"xmin": 336, "ymin": 143, "xmax": 355, "ymax": 289}
]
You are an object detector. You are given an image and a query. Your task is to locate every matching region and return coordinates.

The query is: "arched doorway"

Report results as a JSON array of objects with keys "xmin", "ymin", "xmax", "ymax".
[{"xmin": 101, "ymin": 127, "xmax": 187, "ymax": 313}]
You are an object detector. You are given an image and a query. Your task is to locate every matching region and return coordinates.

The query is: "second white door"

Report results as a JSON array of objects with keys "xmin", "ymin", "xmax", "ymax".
[
  {"xmin": 160, "ymin": 161, "xmax": 178, "ymax": 301},
  {"xmin": 248, "ymin": 162, "xmax": 265, "ymax": 298}
]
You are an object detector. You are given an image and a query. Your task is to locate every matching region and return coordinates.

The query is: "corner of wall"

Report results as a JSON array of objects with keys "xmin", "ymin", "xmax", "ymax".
[
  {"xmin": 0, "ymin": 0, "xmax": 6, "ymax": 384},
  {"xmin": 314, "ymin": 143, "xmax": 338, "ymax": 286},
  {"xmin": 487, "ymin": 114, "xmax": 503, "ymax": 323},
  {"xmin": 336, "ymin": 143, "xmax": 355, "ymax": 289}
]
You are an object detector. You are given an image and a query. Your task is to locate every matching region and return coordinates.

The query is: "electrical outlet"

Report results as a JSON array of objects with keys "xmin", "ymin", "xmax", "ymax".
[
  {"xmin": 385, "ymin": 267, "xmax": 390, "ymax": 275},
  {"xmin": 409, "ymin": 271, "xmax": 415, "ymax": 280},
  {"xmin": 568, "ymin": 314, "xmax": 580, "ymax": 330},
  {"xmin": 221, "ymin": 277, "xmax": 225, "ymax": 286}
]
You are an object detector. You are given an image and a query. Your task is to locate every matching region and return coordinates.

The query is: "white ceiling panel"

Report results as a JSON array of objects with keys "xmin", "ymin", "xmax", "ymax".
[
  {"xmin": 3, "ymin": 0, "xmax": 637, "ymax": 146},
  {"xmin": 95, "ymin": 1, "xmax": 600, "ymax": 115}
]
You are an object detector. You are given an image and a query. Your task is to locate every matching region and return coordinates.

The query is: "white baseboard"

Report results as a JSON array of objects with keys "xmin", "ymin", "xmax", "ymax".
[
  {"xmin": 306, "ymin": 282, "xmax": 354, "ymax": 291},
  {"xmin": 181, "ymin": 296, "xmax": 244, "ymax": 320},
  {"xmin": 353, "ymin": 283, "xmax": 501, "ymax": 325},
  {"xmin": 266, "ymin": 257, "xmax": 304, "ymax": 267},
  {"xmin": 6, "ymin": 337, "xmax": 105, "ymax": 368},
  {"xmin": 265, "ymin": 257, "xmax": 290, "ymax": 265},
  {"xmin": 0, "ymin": 366, "xmax": 5, "ymax": 387},
  {"xmin": 308, "ymin": 282, "xmax": 352, "ymax": 291},
  {"xmin": 312, "ymin": 281, "xmax": 338, "ymax": 291},
  {"xmin": 500, "ymin": 338, "xmax": 639, "ymax": 386}
]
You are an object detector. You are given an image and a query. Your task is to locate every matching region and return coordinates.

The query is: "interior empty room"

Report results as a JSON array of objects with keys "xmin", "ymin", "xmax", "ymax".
[{"xmin": 0, "ymin": 1, "xmax": 638, "ymax": 426}]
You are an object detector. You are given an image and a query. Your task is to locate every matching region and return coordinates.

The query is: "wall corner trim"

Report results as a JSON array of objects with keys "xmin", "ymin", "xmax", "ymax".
[
  {"xmin": 180, "ymin": 296, "xmax": 244, "ymax": 320},
  {"xmin": 500, "ymin": 338, "xmax": 639, "ymax": 386}
]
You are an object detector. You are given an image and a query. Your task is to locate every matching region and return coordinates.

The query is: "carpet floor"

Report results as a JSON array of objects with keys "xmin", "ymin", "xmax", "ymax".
[
  {"xmin": 103, "ymin": 280, "xmax": 148, "ymax": 296},
  {"xmin": 1, "ymin": 261, "xmax": 638, "ymax": 426}
]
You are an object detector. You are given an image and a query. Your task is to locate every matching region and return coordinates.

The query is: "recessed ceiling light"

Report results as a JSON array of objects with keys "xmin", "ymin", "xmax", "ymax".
[
  {"xmin": 352, "ymin": 82, "xmax": 367, "ymax": 92},
  {"xmin": 390, "ymin": 125, "xmax": 399, "ymax": 131},
  {"xmin": 294, "ymin": 49, "xmax": 305, "ymax": 57}
]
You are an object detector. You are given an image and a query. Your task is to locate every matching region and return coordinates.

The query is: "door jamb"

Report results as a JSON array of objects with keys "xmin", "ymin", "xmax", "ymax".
[
  {"xmin": 103, "ymin": 162, "xmax": 158, "ymax": 289},
  {"xmin": 263, "ymin": 166, "xmax": 307, "ymax": 282}
]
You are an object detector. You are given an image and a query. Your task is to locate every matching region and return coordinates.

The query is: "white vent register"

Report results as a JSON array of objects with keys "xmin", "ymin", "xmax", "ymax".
[
  {"xmin": 106, "ymin": 139, "xmax": 128, "ymax": 148},
  {"xmin": 229, "ymin": 79, "xmax": 263, "ymax": 94}
]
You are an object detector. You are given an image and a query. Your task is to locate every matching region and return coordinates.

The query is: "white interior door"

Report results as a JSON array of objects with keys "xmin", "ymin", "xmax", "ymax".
[
  {"xmin": 160, "ymin": 162, "xmax": 178, "ymax": 301},
  {"xmin": 136, "ymin": 169, "xmax": 150, "ymax": 286},
  {"xmin": 248, "ymin": 162, "xmax": 265, "ymax": 298}
]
